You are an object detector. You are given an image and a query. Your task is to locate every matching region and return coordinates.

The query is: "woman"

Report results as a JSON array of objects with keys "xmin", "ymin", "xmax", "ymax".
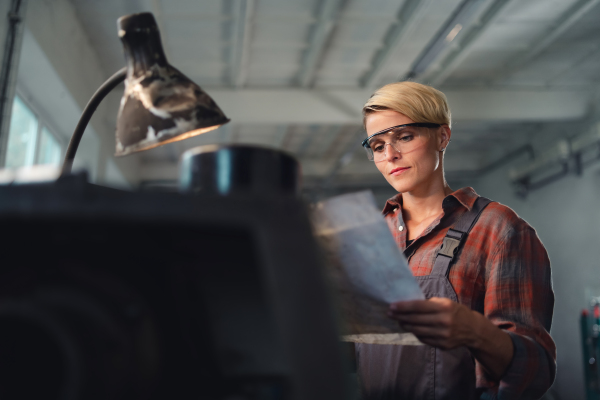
[{"xmin": 356, "ymin": 82, "xmax": 556, "ymax": 399}]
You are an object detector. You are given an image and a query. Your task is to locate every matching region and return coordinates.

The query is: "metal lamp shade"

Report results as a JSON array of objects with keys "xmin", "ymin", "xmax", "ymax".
[{"xmin": 115, "ymin": 13, "xmax": 229, "ymax": 157}]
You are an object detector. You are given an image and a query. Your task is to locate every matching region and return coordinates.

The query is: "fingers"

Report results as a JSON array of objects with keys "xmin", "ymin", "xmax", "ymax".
[
  {"xmin": 400, "ymin": 324, "xmax": 448, "ymax": 339},
  {"xmin": 413, "ymin": 336, "xmax": 453, "ymax": 350},
  {"xmin": 388, "ymin": 299, "xmax": 475, "ymax": 350},
  {"xmin": 387, "ymin": 311, "xmax": 451, "ymax": 327},
  {"xmin": 389, "ymin": 297, "xmax": 453, "ymax": 314},
  {"xmin": 400, "ymin": 323, "xmax": 460, "ymax": 350}
]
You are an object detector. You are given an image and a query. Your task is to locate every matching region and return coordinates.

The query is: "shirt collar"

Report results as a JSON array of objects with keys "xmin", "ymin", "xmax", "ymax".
[
  {"xmin": 381, "ymin": 187, "xmax": 479, "ymax": 215},
  {"xmin": 448, "ymin": 187, "xmax": 478, "ymax": 211},
  {"xmin": 382, "ymin": 193, "xmax": 403, "ymax": 215}
]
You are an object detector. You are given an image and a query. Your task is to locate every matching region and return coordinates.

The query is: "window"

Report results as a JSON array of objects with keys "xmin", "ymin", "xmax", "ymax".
[
  {"xmin": 38, "ymin": 127, "xmax": 61, "ymax": 165},
  {"xmin": 5, "ymin": 96, "xmax": 37, "ymax": 168},
  {"xmin": 4, "ymin": 95, "xmax": 63, "ymax": 168}
]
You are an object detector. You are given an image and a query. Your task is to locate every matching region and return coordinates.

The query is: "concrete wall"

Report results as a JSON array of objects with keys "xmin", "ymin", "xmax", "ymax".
[
  {"xmin": 17, "ymin": 0, "xmax": 140, "ymax": 187},
  {"xmin": 474, "ymin": 155, "xmax": 600, "ymax": 400}
]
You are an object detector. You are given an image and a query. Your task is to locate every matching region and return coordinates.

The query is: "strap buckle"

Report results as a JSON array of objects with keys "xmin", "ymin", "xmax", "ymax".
[{"xmin": 438, "ymin": 232, "xmax": 463, "ymax": 258}]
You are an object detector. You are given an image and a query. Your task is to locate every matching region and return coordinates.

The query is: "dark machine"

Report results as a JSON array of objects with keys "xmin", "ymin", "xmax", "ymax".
[{"xmin": 0, "ymin": 146, "xmax": 347, "ymax": 400}]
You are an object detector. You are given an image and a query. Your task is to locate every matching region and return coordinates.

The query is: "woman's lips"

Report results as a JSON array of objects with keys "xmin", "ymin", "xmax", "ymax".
[{"xmin": 390, "ymin": 167, "xmax": 410, "ymax": 176}]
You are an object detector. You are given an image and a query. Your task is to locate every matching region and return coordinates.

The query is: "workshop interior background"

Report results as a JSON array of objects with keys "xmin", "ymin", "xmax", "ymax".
[{"xmin": 1, "ymin": 0, "xmax": 600, "ymax": 399}]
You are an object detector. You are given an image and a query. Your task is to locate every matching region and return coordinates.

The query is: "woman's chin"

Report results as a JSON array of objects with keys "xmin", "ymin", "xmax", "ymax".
[{"xmin": 386, "ymin": 177, "xmax": 416, "ymax": 193}]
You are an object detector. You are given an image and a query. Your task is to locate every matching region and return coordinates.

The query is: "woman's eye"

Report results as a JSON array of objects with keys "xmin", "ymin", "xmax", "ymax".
[
  {"xmin": 372, "ymin": 144, "xmax": 384, "ymax": 152},
  {"xmin": 398, "ymin": 135, "xmax": 414, "ymax": 142}
]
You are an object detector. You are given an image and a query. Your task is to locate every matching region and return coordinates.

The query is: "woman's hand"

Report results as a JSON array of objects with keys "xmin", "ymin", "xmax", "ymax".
[
  {"xmin": 388, "ymin": 297, "xmax": 514, "ymax": 381},
  {"xmin": 387, "ymin": 297, "xmax": 477, "ymax": 350}
]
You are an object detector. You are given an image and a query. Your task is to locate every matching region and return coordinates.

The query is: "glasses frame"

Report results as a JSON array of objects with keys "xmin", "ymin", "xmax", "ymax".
[
  {"xmin": 361, "ymin": 122, "xmax": 441, "ymax": 162},
  {"xmin": 361, "ymin": 122, "xmax": 441, "ymax": 149}
]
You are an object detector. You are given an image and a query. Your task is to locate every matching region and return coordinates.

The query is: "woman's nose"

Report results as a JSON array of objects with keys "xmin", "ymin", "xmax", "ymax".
[{"xmin": 384, "ymin": 143, "xmax": 401, "ymax": 160}]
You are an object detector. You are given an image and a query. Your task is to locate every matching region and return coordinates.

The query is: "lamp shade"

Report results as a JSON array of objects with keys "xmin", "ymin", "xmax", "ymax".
[{"xmin": 115, "ymin": 13, "xmax": 229, "ymax": 157}]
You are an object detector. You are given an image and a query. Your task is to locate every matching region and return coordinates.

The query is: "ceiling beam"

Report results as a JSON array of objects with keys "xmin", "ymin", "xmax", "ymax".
[
  {"xmin": 207, "ymin": 88, "xmax": 591, "ymax": 124},
  {"xmin": 229, "ymin": 0, "xmax": 255, "ymax": 88},
  {"xmin": 360, "ymin": 0, "xmax": 432, "ymax": 88},
  {"xmin": 420, "ymin": 0, "xmax": 515, "ymax": 86},
  {"xmin": 404, "ymin": 0, "xmax": 488, "ymax": 79},
  {"xmin": 494, "ymin": 0, "xmax": 600, "ymax": 81},
  {"xmin": 296, "ymin": 0, "xmax": 346, "ymax": 87}
]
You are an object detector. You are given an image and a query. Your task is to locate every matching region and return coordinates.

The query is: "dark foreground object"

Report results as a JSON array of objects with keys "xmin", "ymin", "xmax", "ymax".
[
  {"xmin": 0, "ymin": 174, "xmax": 345, "ymax": 400},
  {"xmin": 180, "ymin": 145, "xmax": 300, "ymax": 196}
]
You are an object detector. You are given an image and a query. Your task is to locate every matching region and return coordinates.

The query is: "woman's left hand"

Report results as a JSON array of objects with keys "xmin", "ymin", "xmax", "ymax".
[
  {"xmin": 387, "ymin": 297, "xmax": 478, "ymax": 350},
  {"xmin": 388, "ymin": 297, "xmax": 515, "ymax": 381}
]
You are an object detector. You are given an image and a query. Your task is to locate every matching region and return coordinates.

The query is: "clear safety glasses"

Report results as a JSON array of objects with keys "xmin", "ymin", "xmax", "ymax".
[{"xmin": 361, "ymin": 123, "xmax": 440, "ymax": 162}]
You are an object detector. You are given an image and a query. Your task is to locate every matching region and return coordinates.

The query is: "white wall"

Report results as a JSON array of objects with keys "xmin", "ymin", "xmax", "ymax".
[
  {"xmin": 475, "ymin": 155, "xmax": 600, "ymax": 400},
  {"xmin": 17, "ymin": 28, "xmax": 101, "ymax": 181}
]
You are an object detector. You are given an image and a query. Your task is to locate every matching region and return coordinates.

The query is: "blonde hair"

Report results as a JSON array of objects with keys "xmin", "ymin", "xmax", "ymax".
[{"xmin": 363, "ymin": 81, "xmax": 451, "ymax": 128}]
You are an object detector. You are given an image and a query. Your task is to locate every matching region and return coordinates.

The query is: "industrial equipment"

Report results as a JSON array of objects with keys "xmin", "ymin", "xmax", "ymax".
[
  {"xmin": 581, "ymin": 296, "xmax": 600, "ymax": 400},
  {"xmin": 0, "ymin": 146, "xmax": 347, "ymax": 400}
]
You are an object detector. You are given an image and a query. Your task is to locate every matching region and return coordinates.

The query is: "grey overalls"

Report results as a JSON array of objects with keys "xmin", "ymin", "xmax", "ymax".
[{"xmin": 356, "ymin": 197, "xmax": 492, "ymax": 400}]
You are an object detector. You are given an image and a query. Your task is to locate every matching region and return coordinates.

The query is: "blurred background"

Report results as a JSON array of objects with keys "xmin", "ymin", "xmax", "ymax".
[{"xmin": 1, "ymin": 0, "xmax": 599, "ymax": 398}]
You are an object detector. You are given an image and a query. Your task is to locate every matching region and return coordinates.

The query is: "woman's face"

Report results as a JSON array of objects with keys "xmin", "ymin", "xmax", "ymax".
[{"xmin": 364, "ymin": 110, "xmax": 449, "ymax": 194}]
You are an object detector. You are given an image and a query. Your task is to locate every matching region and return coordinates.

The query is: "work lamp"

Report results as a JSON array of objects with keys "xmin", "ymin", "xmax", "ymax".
[{"xmin": 61, "ymin": 12, "xmax": 229, "ymax": 174}]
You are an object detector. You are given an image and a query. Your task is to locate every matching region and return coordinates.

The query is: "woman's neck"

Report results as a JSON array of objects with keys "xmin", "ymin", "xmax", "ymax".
[{"xmin": 401, "ymin": 176, "xmax": 453, "ymax": 225}]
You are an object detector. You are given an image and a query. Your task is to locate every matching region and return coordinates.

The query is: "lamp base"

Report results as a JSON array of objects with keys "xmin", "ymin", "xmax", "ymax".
[{"xmin": 179, "ymin": 144, "xmax": 300, "ymax": 196}]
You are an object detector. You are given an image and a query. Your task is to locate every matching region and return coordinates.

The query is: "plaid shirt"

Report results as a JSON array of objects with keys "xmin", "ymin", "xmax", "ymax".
[{"xmin": 382, "ymin": 187, "xmax": 556, "ymax": 399}]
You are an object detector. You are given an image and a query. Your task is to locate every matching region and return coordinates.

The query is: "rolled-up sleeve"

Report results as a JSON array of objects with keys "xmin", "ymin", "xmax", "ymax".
[{"xmin": 477, "ymin": 224, "xmax": 556, "ymax": 399}]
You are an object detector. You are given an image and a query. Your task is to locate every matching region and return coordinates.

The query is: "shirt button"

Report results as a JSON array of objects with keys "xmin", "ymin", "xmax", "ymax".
[{"xmin": 398, "ymin": 225, "xmax": 404, "ymax": 231}]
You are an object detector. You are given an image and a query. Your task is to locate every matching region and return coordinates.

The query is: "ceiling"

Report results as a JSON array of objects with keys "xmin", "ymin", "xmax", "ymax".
[{"xmin": 69, "ymin": 0, "xmax": 600, "ymax": 198}]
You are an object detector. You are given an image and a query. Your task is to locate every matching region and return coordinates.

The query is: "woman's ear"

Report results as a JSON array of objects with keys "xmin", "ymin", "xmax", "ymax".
[{"xmin": 438, "ymin": 125, "xmax": 451, "ymax": 151}]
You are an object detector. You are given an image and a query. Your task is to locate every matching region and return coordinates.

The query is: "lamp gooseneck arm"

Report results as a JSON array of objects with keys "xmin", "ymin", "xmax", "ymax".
[{"xmin": 61, "ymin": 67, "xmax": 127, "ymax": 175}]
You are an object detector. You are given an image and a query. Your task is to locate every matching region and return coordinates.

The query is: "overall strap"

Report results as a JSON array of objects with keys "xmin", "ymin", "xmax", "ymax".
[{"xmin": 431, "ymin": 196, "xmax": 493, "ymax": 277}]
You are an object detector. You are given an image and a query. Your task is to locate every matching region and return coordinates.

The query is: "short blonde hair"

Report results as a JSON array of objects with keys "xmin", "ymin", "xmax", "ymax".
[{"xmin": 363, "ymin": 81, "xmax": 451, "ymax": 128}]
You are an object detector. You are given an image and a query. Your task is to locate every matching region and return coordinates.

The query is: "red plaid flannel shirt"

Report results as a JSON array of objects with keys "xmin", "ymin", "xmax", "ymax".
[{"xmin": 383, "ymin": 187, "xmax": 556, "ymax": 399}]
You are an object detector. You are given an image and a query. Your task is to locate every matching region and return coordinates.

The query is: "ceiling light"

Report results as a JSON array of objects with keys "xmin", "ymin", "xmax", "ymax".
[
  {"xmin": 445, "ymin": 24, "xmax": 463, "ymax": 42},
  {"xmin": 405, "ymin": 0, "xmax": 486, "ymax": 79}
]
